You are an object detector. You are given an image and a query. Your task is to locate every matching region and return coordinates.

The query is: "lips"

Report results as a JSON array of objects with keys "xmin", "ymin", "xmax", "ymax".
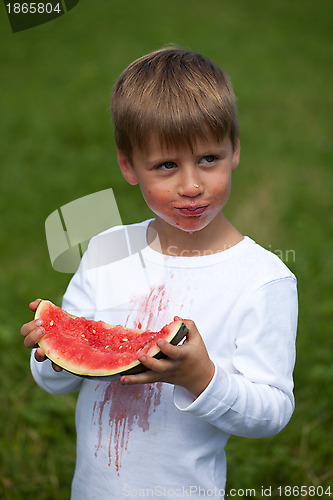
[{"xmin": 175, "ymin": 205, "xmax": 209, "ymax": 216}]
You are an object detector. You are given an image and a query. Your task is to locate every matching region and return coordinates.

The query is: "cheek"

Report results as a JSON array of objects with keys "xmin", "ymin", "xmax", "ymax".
[
  {"xmin": 141, "ymin": 186, "xmax": 170, "ymax": 212},
  {"xmin": 210, "ymin": 175, "xmax": 232, "ymax": 200}
]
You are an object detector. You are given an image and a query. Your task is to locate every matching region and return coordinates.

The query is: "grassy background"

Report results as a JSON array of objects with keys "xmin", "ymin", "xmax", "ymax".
[{"xmin": 0, "ymin": 0, "xmax": 332, "ymax": 498}]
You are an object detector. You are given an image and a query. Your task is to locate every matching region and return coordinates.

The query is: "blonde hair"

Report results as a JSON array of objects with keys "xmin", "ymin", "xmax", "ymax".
[{"xmin": 111, "ymin": 46, "xmax": 239, "ymax": 163}]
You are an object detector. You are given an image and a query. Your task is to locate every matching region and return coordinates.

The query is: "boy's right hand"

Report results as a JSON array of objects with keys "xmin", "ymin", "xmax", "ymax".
[{"xmin": 20, "ymin": 299, "xmax": 62, "ymax": 372}]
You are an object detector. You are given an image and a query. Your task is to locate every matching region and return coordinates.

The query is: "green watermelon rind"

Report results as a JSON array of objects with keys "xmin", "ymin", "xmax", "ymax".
[{"xmin": 35, "ymin": 300, "xmax": 188, "ymax": 380}]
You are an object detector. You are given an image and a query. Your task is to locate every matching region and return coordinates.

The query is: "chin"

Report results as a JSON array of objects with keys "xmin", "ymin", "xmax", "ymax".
[
  {"xmin": 155, "ymin": 211, "xmax": 215, "ymax": 235},
  {"xmin": 173, "ymin": 220, "xmax": 209, "ymax": 234}
]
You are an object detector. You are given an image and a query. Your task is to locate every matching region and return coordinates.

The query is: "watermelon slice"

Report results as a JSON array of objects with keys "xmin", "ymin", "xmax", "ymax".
[{"xmin": 35, "ymin": 300, "xmax": 188, "ymax": 379}]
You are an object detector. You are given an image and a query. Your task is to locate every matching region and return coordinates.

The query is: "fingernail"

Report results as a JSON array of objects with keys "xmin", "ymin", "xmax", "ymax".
[
  {"xmin": 35, "ymin": 319, "xmax": 43, "ymax": 326},
  {"xmin": 138, "ymin": 354, "xmax": 146, "ymax": 362},
  {"xmin": 37, "ymin": 327, "xmax": 44, "ymax": 335}
]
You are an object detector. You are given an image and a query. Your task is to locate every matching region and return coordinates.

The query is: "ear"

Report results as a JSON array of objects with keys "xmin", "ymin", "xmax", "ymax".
[
  {"xmin": 117, "ymin": 149, "xmax": 139, "ymax": 185},
  {"xmin": 231, "ymin": 139, "xmax": 240, "ymax": 170}
]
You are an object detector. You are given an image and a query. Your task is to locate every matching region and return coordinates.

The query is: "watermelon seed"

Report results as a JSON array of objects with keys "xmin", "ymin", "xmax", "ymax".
[
  {"xmin": 81, "ymin": 334, "xmax": 85, "ymax": 337},
  {"xmin": 105, "ymin": 345, "xmax": 109, "ymax": 349},
  {"xmin": 50, "ymin": 320, "xmax": 54, "ymax": 326},
  {"xmin": 122, "ymin": 338, "xmax": 128, "ymax": 342}
]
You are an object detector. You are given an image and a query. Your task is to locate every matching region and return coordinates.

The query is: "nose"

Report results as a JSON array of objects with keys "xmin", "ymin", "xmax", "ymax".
[{"xmin": 178, "ymin": 171, "xmax": 202, "ymax": 197}]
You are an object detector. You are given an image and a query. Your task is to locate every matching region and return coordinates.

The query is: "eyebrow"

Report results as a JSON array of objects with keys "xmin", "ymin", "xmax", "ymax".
[{"xmin": 196, "ymin": 148, "xmax": 228, "ymax": 159}]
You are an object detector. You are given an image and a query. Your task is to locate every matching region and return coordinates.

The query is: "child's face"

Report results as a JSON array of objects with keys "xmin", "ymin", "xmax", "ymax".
[{"xmin": 118, "ymin": 134, "xmax": 240, "ymax": 236}]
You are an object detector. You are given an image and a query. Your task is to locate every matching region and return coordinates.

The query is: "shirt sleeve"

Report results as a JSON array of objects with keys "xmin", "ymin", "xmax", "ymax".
[
  {"xmin": 174, "ymin": 277, "xmax": 298, "ymax": 438},
  {"xmin": 30, "ymin": 351, "xmax": 83, "ymax": 395},
  {"xmin": 30, "ymin": 247, "xmax": 96, "ymax": 396}
]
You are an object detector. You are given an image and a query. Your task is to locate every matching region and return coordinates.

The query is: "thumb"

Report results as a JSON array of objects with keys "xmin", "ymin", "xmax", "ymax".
[
  {"xmin": 29, "ymin": 298, "xmax": 42, "ymax": 312},
  {"xmin": 174, "ymin": 317, "xmax": 199, "ymax": 338}
]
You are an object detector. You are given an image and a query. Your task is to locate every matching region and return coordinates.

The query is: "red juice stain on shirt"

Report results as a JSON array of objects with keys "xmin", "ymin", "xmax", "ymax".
[
  {"xmin": 125, "ymin": 285, "xmax": 169, "ymax": 332},
  {"xmin": 146, "ymin": 285, "xmax": 167, "ymax": 328},
  {"xmin": 93, "ymin": 381, "xmax": 162, "ymax": 472}
]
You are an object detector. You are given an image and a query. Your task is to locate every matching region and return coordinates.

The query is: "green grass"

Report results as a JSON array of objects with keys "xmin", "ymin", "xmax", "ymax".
[{"xmin": 1, "ymin": 0, "xmax": 332, "ymax": 498}]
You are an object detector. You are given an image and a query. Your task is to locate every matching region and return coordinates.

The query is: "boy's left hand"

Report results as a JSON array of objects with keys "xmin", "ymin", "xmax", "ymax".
[{"xmin": 120, "ymin": 317, "xmax": 215, "ymax": 398}]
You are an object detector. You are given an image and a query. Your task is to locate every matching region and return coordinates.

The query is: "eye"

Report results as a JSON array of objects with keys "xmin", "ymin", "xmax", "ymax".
[
  {"xmin": 200, "ymin": 155, "xmax": 217, "ymax": 164},
  {"xmin": 158, "ymin": 161, "xmax": 177, "ymax": 171}
]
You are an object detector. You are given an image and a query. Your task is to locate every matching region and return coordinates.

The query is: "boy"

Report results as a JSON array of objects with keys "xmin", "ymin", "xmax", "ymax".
[{"xmin": 21, "ymin": 47, "xmax": 298, "ymax": 499}]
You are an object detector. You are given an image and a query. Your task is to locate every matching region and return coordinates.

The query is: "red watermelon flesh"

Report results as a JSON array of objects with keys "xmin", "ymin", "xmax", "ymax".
[{"xmin": 35, "ymin": 300, "xmax": 188, "ymax": 378}]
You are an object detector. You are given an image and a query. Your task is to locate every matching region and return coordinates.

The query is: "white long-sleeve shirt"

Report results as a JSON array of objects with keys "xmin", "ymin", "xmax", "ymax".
[{"xmin": 31, "ymin": 220, "xmax": 298, "ymax": 499}]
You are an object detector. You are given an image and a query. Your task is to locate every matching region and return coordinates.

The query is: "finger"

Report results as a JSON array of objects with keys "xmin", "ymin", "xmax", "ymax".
[
  {"xmin": 35, "ymin": 347, "xmax": 47, "ymax": 362},
  {"xmin": 156, "ymin": 339, "xmax": 185, "ymax": 360},
  {"xmin": 180, "ymin": 318, "xmax": 196, "ymax": 331},
  {"xmin": 34, "ymin": 349, "xmax": 62, "ymax": 371},
  {"xmin": 137, "ymin": 351, "xmax": 177, "ymax": 372},
  {"xmin": 22, "ymin": 322, "xmax": 45, "ymax": 348},
  {"xmin": 23, "ymin": 327, "xmax": 45, "ymax": 348},
  {"xmin": 174, "ymin": 317, "xmax": 196, "ymax": 330},
  {"xmin": 120, "ymin": 370, "xmax": 160, "ymax": 386},
  {"xmin": 52, "ymin": 362, "xmax": 63, "ymax": 372},
  {"xmin": 29, "ymin": 298, "xmax": 42, "ymax": 312},
  {"xmin": 176, "ymin": 319, "xmax": 200, "ymax": 343},
  {"xmin": 21, "ymin": 318, "xmax": 44, "ymax": 337}
]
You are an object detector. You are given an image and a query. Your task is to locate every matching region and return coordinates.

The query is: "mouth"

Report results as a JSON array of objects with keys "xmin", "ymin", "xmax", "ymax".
[{"xmin": 175, "ymin": 205, "xmax": 209, "ymax": 216}]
